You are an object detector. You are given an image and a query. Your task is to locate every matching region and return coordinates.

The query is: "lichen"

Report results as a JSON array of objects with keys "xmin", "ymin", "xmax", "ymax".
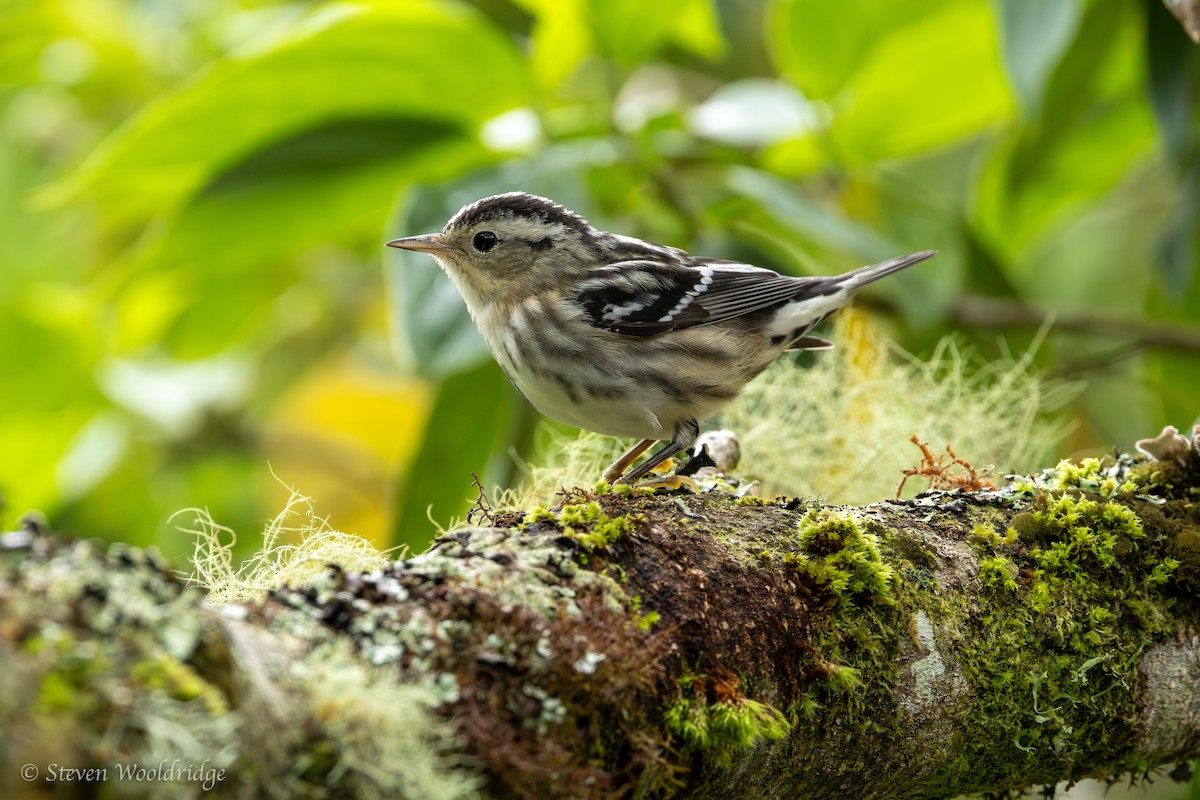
[
  {"xmin": 265, "ymin": 503, "xmax": 675, "ymax": 799},
  {"xmin": 0, "ymin": 527, "xmax": 482, "ymax": 800},
  {"xmin": 288, "ymin": 644, "xmax": 481, "ymax": 800},
  {"xmin": 1, "ymin": 536, "xmax": 239, "ymax": 795},
  {"xmin": 183, "ymin": 489, "xmax": 394, "ymax": 605}
]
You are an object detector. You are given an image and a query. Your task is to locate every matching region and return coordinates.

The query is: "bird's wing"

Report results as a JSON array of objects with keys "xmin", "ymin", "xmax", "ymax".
[{"xmin": 571, "ymin": 258, "xmax": 837, "ymax": 336}]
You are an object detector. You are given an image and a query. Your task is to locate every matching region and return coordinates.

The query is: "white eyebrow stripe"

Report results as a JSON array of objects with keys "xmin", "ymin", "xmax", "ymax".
[{"xmin": 657, "ymin": 265, "xmax": 714, "ymax": 323}]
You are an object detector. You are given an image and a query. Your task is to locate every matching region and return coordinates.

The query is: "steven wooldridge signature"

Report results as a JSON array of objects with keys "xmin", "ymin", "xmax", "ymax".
[{"xmin": 23, "ymin": 759, "xmax": 226, "ymax": 791}]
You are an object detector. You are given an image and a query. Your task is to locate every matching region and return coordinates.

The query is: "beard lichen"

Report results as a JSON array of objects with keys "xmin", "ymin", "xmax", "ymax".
[
  {"xmin": 182, "ymin": 489, "xmax": 394, "ymax": 604},
  {"xmin": 500, "ymin": 329, "xmax": 1077, "ymax": 512}
]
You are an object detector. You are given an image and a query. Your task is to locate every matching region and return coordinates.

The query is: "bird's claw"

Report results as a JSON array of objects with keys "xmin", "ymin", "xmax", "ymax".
[{"xmin": 633, "ymin": 474, "xmax": 699, "ymax": 494}]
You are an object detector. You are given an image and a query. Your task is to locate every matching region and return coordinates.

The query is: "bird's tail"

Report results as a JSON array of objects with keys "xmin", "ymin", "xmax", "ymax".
[{"xmin": 836, "ymin": 250, "xmax": 937, "ymax": 290}]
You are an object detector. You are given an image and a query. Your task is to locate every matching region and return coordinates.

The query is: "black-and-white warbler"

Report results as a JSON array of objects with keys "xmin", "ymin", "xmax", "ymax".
[{"xmin": 387, "ymin": 192, "xmax": 935, "ymax": 485}]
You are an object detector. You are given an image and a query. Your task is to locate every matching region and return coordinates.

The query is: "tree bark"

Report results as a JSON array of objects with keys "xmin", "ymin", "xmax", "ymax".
[{"xmin": 1, "ymin": 446, "xmax": 1198, "ymax": 800}]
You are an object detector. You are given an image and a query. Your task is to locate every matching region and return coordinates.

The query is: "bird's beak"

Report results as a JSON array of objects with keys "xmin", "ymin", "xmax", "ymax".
[{"xmin": 386, "ymin": 233, "xmax": 451, "ymax": 254}]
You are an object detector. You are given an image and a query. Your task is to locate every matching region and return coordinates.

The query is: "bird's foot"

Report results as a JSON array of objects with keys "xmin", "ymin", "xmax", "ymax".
[{"xmin": 633, "ymin": 474, "xmax": 699, "ymax": 494}]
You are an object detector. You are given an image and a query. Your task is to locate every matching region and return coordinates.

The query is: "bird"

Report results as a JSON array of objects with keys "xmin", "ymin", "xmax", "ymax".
[{"xmin": 387, "ymin": 192, "xmax": 935, "ymax": 486}]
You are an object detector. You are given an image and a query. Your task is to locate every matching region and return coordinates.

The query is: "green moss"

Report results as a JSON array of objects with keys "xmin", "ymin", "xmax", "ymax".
[
  {"xmin": 978, "ymin": 556, "xmax": 1018, "ymax": 593},
  {"xmin": 524, "ymin": 506, "xmax": 557, "ymax": 524},
  {"xmin": 789, "ymin": 509, "xmax": 895, "ymax": 606},
  {"xmin": 1020, "ymin": 494, "xmax": 1144, "ymax": 582},
  {"xmin": 1147, "ymin": 558, "xmax": 1179, "ymax": 586},
  {"xmin": 823, "ymin": 663, "xmax": 864, "ymax": 693},
  {"xmin": 955, "ymin": 487, "xmax": 1184, "ymax": 784},
  {"xmin": 762, "ymin": 509, "xmax": 915, "ymax": 713},
  {"xmin": 735, "ymin": 495, "xmax": 771, "ymax": 507},
  {"xmin": 971, "ymin": 522, "xmax": 1017, "ymax": 548},
  {"xmin": 560, "ymin": 501, "xmax": 604, "ymax": 528},
  {"xmin": 132, "ymin": 653, "xmax": 229, "ymax": 712},
  {"xmin": 636, "ymin": 611, "xmax": 661, "ymax": 630},
  {"xmin": 663, "ymin": 672, "xmax": 790, "ymax": 767},
  {"xmin": 524, "ymin": 500, "xmax": 642, "ymax": 552}
]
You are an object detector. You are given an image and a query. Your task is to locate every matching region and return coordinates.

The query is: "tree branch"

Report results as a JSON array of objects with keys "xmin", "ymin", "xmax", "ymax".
[
  {"xmin": 950, "ymin": 295, "xmax": 1200, "ymax": 355},
  {"xmin": 2, "ymin": 444, "xmax": 1199, "ymax": 800}
]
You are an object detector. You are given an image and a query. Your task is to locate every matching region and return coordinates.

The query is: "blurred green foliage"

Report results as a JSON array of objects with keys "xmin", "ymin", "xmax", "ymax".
[{"xmin": 2, "ymin": 0, "xmax": 1199, "ymax": 572}]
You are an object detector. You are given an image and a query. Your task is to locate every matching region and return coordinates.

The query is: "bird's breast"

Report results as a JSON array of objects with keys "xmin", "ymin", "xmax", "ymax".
[{"xmin": 478, "ymin": 299, "xmax": 778, "ymax": 440}]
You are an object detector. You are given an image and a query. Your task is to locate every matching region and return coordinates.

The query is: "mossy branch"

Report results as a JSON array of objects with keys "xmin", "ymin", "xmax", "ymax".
[{"xmin": 2, "ymin": 442, "xmax": 1199, "ymax": 800}]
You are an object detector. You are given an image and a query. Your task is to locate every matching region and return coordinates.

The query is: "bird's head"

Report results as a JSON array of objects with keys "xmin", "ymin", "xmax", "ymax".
[{"xmin": 387, "ymin": 192, "xmax": 599, "ymax": 305}]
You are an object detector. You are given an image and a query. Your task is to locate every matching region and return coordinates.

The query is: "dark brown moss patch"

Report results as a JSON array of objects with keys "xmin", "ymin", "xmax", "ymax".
[{"xmin": 587, "ymin": 492, "xmax": 820, "ymax": 695}]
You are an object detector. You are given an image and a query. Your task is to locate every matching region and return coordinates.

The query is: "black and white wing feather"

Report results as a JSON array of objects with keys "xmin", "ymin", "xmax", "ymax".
[
  {"xmin": 571, "ymin": 251, "xmax": 937, "ymax": 337},
  {"xmin": 572, "ymin": 259, "xmax": 833, "ymax": 336}
]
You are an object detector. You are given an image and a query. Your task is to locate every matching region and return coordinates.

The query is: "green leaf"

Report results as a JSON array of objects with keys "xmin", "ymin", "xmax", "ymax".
[
  {"xmin": 832, "ymin": 2, "xmax": 1015, "ymax": 162},
  {"xmin": 586, "ymin": 0, "xmax": 724, "ymax": 62},
  {"xmin": 1146, "ymin": 0, "xmax": 1200, "ymax": 167},
  {"xmin": 392, "ymin": 360, "xmax": 516, "ymax": 551},
  {"xmin": 672, "ymin": 0, "xmax": 727, "ymax": 60},
  {"xmin": 1014, "ymin": 167, "xmax": 1168, "ymax": 315},
  {"xmin": 154, "ymin": 118, "xmax": 483, "ymax": 267},
  {"xmin": 975, "ymin": 101, "xmax": 1155, "ymax": 260},
  {"xmin": 55, "ymin": 2, "xmax": 530, "ymax": 224},
  {"xmin": 722, "ymin": 167, "xmax": 905, "ymax": 263},
  {"xmin": 767, "ymin": 0, "xmax": 955, "ymax": 100},
  {"xmin": 722, "ymin": 167, "xmax": 947, "ymax": 325},
  {"xmin": 513, "ymin": 0, "xmax": 592, "ymax": 90},
  {"xmin": 1153, "ymin": 167, "xmax": 1198, "ymax": 296},
  {"xmin": 1032, "ymin": 0, "xmax": 1131, "ymax": 139},
  {"xmin": 515, "ymin": 0, "xmax": 724, "ymax": 90},
  {"xmin": 993, "ymin": 0, "xmax": 1081, "ymax": 116},
  {"xmin": 1144, "ymin": 1, "xmax": 1200, "ymax": 295}
]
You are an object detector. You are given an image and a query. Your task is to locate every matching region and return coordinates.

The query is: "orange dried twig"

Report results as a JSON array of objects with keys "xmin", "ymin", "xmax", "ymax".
[{"xmin": 895, "ymin": 436, "xmax": 997, "ymax": 498}]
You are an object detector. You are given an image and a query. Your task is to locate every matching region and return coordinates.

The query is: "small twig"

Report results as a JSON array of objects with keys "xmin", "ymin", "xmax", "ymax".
[
  {"xmin": 467, "ymin": 472, "xmax": 495, "ymax": 526},
  {"xmin": 950, "ymin": 295, "xmax": 1200, "ymax": 355},
  {"xmin": 896, "ymin": 436, "xmax": 997, "ymax": 498}
]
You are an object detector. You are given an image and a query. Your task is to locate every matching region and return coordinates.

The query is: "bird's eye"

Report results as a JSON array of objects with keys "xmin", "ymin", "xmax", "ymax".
[{"xmin": 472, "ymin": 231, "xmax": 499, "ymax": 252}]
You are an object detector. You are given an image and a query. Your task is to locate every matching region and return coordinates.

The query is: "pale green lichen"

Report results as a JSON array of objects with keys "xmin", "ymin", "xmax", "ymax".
[
  {"xmin": 1, "ymin": 533, "xmax": 478, "ymax": 800},
  {"xmin": 906, "ymin": 610, "xmax": 948, "ymax": 712},
  {"xmin": 183, "ymin": 489, "xmax": 394, "ymax": 604},
  {"xmin": 294, "ymin": 645, "xmax": 480, "ymax": 800},
  {"xmin": 1, "ymin": 540, "xmax": 242, "ymax": 797}
]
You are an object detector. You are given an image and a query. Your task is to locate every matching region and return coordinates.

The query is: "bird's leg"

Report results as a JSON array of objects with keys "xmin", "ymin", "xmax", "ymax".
[
  {"xmin": 603, "ymin": 438, "xmax": 656, "ymax": 484},
  {"xmin": 618, "ymin": 421, "xmax": 699, "ymax": 485}
]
